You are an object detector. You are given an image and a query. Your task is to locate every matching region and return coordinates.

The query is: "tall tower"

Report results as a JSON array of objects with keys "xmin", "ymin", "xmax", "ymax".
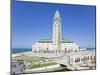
[{"xmin": 53, "ymin": 10, "xmax": 62, "ymax": 50}]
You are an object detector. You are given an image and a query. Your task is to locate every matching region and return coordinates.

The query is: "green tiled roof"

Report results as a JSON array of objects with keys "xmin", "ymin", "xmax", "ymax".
[
  {"xmin": 62, "ymin": 38, "xmax": 73, "ymax": 43},
  {"xmin": 38, "ymin": 38, "xmax": 73, "ymax": 43},
  {"xmin": 38, "ymin": 39, "xmax": 52, "ymax": 43}
]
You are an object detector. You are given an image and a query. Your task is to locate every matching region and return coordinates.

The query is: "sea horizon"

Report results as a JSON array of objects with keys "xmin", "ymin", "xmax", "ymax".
[{"xmin": 12, "ymin": 47, "xmax": 96, "ymax": 54}]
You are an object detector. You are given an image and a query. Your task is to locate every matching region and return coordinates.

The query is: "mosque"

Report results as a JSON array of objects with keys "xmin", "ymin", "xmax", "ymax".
[
  {"xmin": 31, "ymin": 10, "xmax": 95, "ymax": 70},
  {"xmin": 32, "ymin": 10, "xmax": 80, "ymax": 53},
  {"xmin": 11, "ymin": 11, "xmax": 95, "ymax": 74},
  {"xmin": 31, "ymin": 11, "xmax": 95, "ymax": 69}
]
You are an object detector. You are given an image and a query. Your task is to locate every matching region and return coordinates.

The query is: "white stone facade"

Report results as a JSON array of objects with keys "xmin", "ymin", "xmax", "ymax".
[
  {"xmin": 32, "ymin": 10, "xmax": 80, "ymax": 52},
  {"xmin": 32, "ymin": 11, "xmax": 96, "ymax": 69},
  {"xmin": 32, "ymin": 42, "xmax": 79, "ymax": 52}
]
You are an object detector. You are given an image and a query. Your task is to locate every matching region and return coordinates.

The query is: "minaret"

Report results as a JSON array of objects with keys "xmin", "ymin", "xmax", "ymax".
[{"xmin": 53, "ymin": 10, "xmax": 62, "ymax": 50}]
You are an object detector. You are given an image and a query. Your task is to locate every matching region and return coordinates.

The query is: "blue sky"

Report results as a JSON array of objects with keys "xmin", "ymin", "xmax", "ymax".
[{"xmin": 12, "ymin": 1, "xmax": 96, "ymax": 48}]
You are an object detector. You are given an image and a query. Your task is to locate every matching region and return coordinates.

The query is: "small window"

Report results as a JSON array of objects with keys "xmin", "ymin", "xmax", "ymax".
[
  {"xmin": 47, "ymin": 48, "xmax": 48, "ymax": 50},
  {"xmin": 12, "ymin": 64, "xmax": 16, "ymax": 68},
  {"xmin": 13, "ymin": 72, "xmax": 15, "ymax": 74}
]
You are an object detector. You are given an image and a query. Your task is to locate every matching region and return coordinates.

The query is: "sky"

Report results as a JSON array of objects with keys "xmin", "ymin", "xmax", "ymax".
[{"xmin": 12, "ymin": 0, "xmax": 96, "ymax": 48}]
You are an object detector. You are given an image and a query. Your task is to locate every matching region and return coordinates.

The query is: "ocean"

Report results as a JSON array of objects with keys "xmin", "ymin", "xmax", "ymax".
[
  {"xmin": 12, "ymin": 48, "xmax": 32, "ymax": 54},
  {"xmin": 12, "ymin": 48, "xmax": 96, "ymax": 54}
]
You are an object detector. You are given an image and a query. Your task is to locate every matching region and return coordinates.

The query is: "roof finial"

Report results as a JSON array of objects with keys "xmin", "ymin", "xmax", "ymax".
[{"xmin": 55, "ymin": 10, "xmax": 60, "ymax": 18}]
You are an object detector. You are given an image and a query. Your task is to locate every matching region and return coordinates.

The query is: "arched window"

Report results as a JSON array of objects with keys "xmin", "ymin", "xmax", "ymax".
[
  {"xmin": 56, "ymin": 50, "xmax": 57, "ymax": 52},
  {"xmin": 78, "ymin": 58, "xmax": 80, "ymax": 62},
  {"xmin": 94, "ymin": 56, "xmax": 96, "ymax": 60},
  {"xmin": 81, "ymin": 57, "xmax": 83, "ymax": 61},
  {"xmin": 75, "ymin": 58, "xmax": 78, "ymax": 63},
  {"xmin": 90, "ymin": 56, "xmax": 92, "ymax": 60},
  {"xmin": 13, "ymin": 72, "xmax": 15, "ymax": 74},
  {"xmin": 59, "ymin": 50, "xmax": 60, "ymax": 52},
  {"xmin": 34, "ymin": 50, "xmax": 37, "ymax": 53},
  {"xmin": 65, "ymin": 48, "xmax": 67, "ymax": 52},
  {"xmin": 75, "ymin": 50, "xmax": 77, "ymax": 52},
  {"xmin": 46, "ymin": 48, "xmax": 48, "ymax": 50},
  {"xmin": 65, "ymin": 48, "xmax": 67, "ymax": 50},
  {"xmin": 88, "ymin": 56, "xmax": 89, "ymax": 60}
]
